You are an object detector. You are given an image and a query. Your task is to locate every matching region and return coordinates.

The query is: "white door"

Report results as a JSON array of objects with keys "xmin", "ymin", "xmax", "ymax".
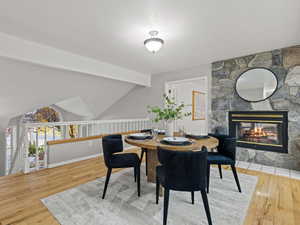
[{"xmin": 165, "ymin": 77, "xmax": 208, "ymax": 135}]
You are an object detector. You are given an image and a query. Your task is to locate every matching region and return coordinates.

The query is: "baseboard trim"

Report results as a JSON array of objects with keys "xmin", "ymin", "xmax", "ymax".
[{"xmin": 48, "ymin": 147, "xmax": 136, "ymax": 168}]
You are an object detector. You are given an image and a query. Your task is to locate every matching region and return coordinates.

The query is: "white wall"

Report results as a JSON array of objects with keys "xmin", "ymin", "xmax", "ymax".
[
  {"xmin": 0, "ymin": 56, "xmax": 137, "ymax": 126},
  {"xmin": 48, "ymin": 136, "xmax": 133, "ymax": 167},
  {"xmin": 48, "ymin": 139, "xmax": 101, "ymax": 166},
  {"xmin": 51, "ymin": 105, "xmax": 89, "ymax": 122},
  {"xmin": 166, "ymin": 77, "xmax": 209, "ymax": 135},
  {"xmin": 1, "ymin": 61, "xmax": 210, "ymax": 175},
  {"xmin": 54, "ymin": 96, "xmax": 94, "ymax": 120},
  {"xmin": 99, "ymin": 65, "xmax": 212, "ymax": 120},
  {"xmin": 0, "ymin": 56, "xmax": 138, "ymax": 175}
]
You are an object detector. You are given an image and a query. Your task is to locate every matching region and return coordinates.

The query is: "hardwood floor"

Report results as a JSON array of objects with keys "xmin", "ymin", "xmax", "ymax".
[{"xmin": 0, "ymin": 149, "xmax": 299, "ymax": 225}]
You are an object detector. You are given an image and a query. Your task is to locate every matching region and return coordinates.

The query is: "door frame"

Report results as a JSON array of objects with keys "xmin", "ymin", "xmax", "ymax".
[
  {"xmin": 164, "ymin": 77, "xmax": 208, "ymax": 96},
  {"xmin": 164, "ymin": 76, "xmax": 209, "ymax": 132}
]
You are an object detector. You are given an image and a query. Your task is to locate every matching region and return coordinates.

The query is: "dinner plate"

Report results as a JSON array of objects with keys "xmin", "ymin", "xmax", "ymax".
[
  {"xmin": 162, "ymin": 137, "xmax": 189, "ymax": 144},
  {"xmin": 128, "ymin": 133, "xmax": 152, "ymax": 140},
  {"xmin": 185, "ymin": 134, "xmax": 210, "ymax": 139}
]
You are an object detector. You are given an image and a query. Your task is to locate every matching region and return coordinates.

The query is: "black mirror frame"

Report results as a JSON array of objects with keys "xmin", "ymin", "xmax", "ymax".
[{"xmin": 235, "ymin": 67, "xmax": 278, "ymax": 103}]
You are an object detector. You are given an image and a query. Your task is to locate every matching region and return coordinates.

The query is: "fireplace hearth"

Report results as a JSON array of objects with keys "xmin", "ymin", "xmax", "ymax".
[{"xmin": 229, "ymin": 111, "xmax": 288, "ymax": 153}]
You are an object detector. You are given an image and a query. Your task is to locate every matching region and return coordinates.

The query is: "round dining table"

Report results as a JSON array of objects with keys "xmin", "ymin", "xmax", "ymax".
[{"xmin": 125, "ymin": 135, "xmax": 219, "ymax": 183}]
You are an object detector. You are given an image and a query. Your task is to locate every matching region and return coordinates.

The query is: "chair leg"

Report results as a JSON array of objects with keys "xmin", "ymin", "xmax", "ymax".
[
  {"xmin": 191, "ymin": 191, "xmax": 194, "ymax": 205},
  {"xmin": 231, "ymin": 165, "xmax": 242, "ymax": 193},
  {"xmin": 218, "ymin": 164, "xmax": 223, "ymax": 179},
  {"xmin": 137, "ymin": 166, "xmax": 141, "ymax": 197},
  {"xmin": 163, "ymin": 189, "xmax": 170, "ymax": 225},
  {"xmin": 102, "ymin": 168, "xmax": 112, "ymax": 199},
  {"xmin": 156, "ymin": 176, "xmax": 159, "ymax": 204},
  {"xmin": 140, "ymin": 148, "xmax": 148, "ymax": 176},
  {"xmin": 145, "ymin": 150, "xmax": 148, "ymax": 176},
  {"xmin": 207, "ymin": 164, "xmax": 211, "ymax": 193},
  {"xmin": 134, "ymin": 166, "xmax": 137, "ymax": 182},
  {"xmin": 200, "ymin": 190, "xmax": 213, "ymax": 225},
  {"xmin": 140, "ymin": 148, "xmax": 145, "ymax": 163}
]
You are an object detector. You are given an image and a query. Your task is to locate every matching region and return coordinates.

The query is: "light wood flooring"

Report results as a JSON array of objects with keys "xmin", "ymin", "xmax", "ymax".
[{"xmin": 0, "ymin": 148, "xmax": 299, "ymax": 225}]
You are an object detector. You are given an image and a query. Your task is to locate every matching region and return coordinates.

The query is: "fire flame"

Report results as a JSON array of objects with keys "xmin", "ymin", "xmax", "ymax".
[{"xmin": 245, "ymin": 127, "xmax": 276, "ymax": 138}]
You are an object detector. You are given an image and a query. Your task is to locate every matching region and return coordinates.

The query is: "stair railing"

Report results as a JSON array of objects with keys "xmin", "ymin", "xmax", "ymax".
[{"xmin": 15, "ymin": 118, "xmax": 152, "ymax": 173}]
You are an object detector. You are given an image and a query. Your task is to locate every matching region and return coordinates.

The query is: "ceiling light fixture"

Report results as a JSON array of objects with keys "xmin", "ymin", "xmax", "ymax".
[{"xmin": 144, "ymin": 30, "xmax": 164, "ymax": 53}]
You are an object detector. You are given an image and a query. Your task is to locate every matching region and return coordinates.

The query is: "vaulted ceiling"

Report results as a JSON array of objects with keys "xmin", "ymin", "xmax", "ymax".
[{"xmin": 0, "ymin": 0, "xmax": 299, "ymax": 75}]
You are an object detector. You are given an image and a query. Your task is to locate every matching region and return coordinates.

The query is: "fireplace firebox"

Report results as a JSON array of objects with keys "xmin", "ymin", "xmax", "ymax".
[{"xmin": 229, "ymin": 111, "xmax": 288, "ymax": 153}]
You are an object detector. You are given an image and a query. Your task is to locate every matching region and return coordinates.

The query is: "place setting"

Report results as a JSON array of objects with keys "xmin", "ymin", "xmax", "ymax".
[
  {"xmin": 127, "ymin": 129, "xmax": 201, "ymax": 147},
  {"xmin": 160, "ymin": 136, "xmax": 193, "ymax": 146},
  {"xmin": 185, "ymin": 133, "xmax": 210, "ymax": 140},
  {"xmin": 159, "ymin": 127, "xmax": 212, "ymax": 146},
  {"xmin": 127, "ymin": 132, "xmax": 153, "ymax": 140}
]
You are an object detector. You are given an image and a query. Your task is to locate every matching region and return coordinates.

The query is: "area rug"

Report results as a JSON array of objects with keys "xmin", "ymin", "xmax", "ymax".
[{"xmin": 41, "ymin": 166, "xmax": 257, "ymax": 225}]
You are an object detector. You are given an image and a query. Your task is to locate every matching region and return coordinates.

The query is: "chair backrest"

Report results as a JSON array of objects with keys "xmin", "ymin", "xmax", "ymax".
[
  {"xmin": 102, "ymin": 134, "xmax": 123, "ymax": 167},
  {"xmin": 209, "ymin": 133, "xmax": 236, "ymax": 161},
  {"xmin": 157, "ymin": 147, "xmax": 208, "ymax": 191}
]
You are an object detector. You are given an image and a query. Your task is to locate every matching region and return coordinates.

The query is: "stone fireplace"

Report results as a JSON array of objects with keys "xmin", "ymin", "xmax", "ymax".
[
  {"xmin": 229, "ymin": 111, "xmax": 288, "ymax": 153},
  {"xmin": 211, "ymin": 45, "xmax": 300, "ymax": 170}
]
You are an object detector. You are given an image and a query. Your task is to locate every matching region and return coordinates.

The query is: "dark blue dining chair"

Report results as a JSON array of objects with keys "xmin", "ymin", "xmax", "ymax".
[
  {"xmin": 207, "ymin": 133, "xmax": 241, "ymax": 193},
  {"xmin": 156, "ymin": 147, "xmax": 212, "ymax": 225},
  {"xmin": 102, "ymin": 134, "xmax": 141, "ymax": 199}
]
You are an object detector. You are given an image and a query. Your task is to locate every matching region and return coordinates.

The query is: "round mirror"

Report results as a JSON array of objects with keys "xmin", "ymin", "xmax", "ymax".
[{"xmin": 235, "ymin": 68, "xmax": 278, "ymax": 102}]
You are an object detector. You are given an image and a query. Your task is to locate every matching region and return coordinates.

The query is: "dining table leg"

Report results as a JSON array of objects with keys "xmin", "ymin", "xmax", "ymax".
[
  {"xmin": 146, "ymin": 149, "xmax": 160, "ymax": 183},
  {"xmin": 146, "ymin": 149, "xmax": 164, "ymax": 196}
]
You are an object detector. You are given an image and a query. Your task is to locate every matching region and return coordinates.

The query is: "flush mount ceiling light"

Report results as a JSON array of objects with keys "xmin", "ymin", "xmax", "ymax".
[{"xmin": 144, "ymin": 30, "xmax": 164, "ymax": 53}]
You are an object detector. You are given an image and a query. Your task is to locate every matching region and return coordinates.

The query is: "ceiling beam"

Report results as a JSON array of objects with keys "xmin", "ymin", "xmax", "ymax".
[{"xmin": 0, "ymin": 32, "xmax": 151, "ymax": 86}]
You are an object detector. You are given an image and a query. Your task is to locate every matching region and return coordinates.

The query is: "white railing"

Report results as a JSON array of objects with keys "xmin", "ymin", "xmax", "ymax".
[
  {"xmin": 7, "ymin": 118, "xmax": 151, "ymax": 174},
  {"xmin": 5, "ymin": 126, "xmax": 16, "ymax": 175}
]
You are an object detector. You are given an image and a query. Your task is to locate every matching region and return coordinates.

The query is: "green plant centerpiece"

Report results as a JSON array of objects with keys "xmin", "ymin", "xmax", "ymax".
[{"xmin": 147, "ymin": 94, "xmax": 191, "ymax": 136}]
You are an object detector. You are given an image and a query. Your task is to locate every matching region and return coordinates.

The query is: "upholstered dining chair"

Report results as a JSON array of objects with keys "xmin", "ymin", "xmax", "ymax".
[
  {"xmin": 139, "ymin": 129, "xmax": 152, "ymax": 175},
  {"xmin": 102, "ymin": 134, "xmax": 141, "ymax": 199},
  {"xmin": 207, "ymin": 133, "xmax": 241, "ymax": 193},
  {"xmin": 156, "ymin": 147, "xmax": 212, "ymax": 225}
]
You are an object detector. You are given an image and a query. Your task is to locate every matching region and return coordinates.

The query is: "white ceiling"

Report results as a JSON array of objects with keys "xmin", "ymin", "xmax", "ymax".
[{"xmin": 0, "ymin": 0, "xmax": 299, "ymax": 75}]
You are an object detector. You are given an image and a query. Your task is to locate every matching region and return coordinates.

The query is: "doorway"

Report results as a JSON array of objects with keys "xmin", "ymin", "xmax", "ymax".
[{"xmin": 165, "ymin": 77, "xmax": 208, "ymax": 135}]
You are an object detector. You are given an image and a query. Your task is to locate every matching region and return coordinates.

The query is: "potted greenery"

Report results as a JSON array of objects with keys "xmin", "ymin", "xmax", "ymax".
[
  {"xmin": 28, "ymin": 142, "xmax": 45, "ymax": 160},
  {"xmin": 148, "ymin": 94, "xmax": 191, "ymax": 136}
]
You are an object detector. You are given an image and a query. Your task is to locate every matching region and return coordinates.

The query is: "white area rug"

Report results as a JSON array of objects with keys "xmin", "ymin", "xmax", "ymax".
[{"xmin": 42, "ymin": 166, "xmax": 257, "ymax": 225}]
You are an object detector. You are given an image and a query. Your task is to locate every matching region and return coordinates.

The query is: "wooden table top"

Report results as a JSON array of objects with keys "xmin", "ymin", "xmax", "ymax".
[{"xmin": 125, "ymin": 135, "xmax": 219, "ymax": 151}]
